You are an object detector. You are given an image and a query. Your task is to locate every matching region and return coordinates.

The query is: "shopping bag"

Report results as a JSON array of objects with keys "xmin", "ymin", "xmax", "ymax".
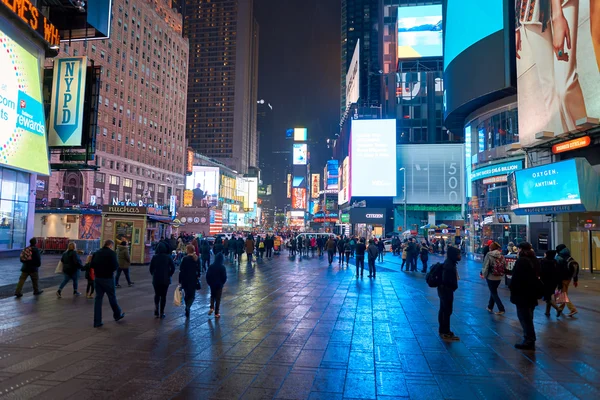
[
  {"xmin": 55, "ymin": 261, "xmax": 64, "ymax": 274},
  {"xmin": 173, "ymin": 285, "xmax": 183, "ymax": 307},
  {"xmin": 555, "ymin": 290, "xmax": 570, "ymax": 305}
]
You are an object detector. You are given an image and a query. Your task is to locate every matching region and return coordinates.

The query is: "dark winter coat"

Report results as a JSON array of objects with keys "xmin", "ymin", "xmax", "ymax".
[
  {"xmin": 441, "ymin": 247, "xmax": 460, "ymax": 291},
  {"xmin": 556, "ymin": 247, "xmax": 579, "ymax": 283},
  {"xmin": 20, "ymin": 246, "xmax": 41, "ymax": 273},
  {"xmin": 509, "ymin": 255, "xmax": 540, "ymax": 308},
  {"xmin": 540, "ymin": 257, "xmax": 559, "ymax": 301},
  {"xmin": 117, "ymin": 245, "xmax": 131, "ymax": 269},
  {"xmin": 355, "ymin": 242, "xmax": 366, "ymax": 257},
  {"xmin": 149, "ymin": 242, "xmax": 176, "ymax": 285},
  {"xmin": 61, "ymin": 249, "xmax": 82, "ymax": 276},
  {"xmin": 91, "ymin": 246, "xmax": 119, "ymax": 279},
  {"xmin": 367, "ymin": 244, "xmax": 378, "ymax": 260},
  {"xmin": 179, "ymin": 254, "xmax": 200, "ymax": 293},
  {"xmin": 206, "ymin": 253, "xmax": 227, "ymax": 289}
]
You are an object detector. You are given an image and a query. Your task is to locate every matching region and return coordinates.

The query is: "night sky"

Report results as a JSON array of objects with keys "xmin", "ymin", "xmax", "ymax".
[{"xmin": 254, "ymin": 0, "xmax": 340, "ymax": 208}]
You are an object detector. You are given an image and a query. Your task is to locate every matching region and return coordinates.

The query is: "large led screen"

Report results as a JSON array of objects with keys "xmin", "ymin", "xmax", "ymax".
[
  {"xmin": 350, "ymin": 120, "xmax": 397, "ymax": 197},
  {"xmin": 397, "ymin": 5, "xmax": 443, "ymax": 59},
  {"xmin": 0, "ymin": 28, "xmax": 50, "ymax": 175},
  {"xmin": 291, "ymin": 188, "xmax": 307, "ymax": 210},
  {"xmin": 326, "ymin": 160, "xmax": 339, "ymax": 190},
  {"xmin": 293, "ymin": 143, "xmax": 308, "ymax": 165},
  {"xmin": 516, "ymin": 0, "xmax": 600, "ymax": 146},
  {"xmin": 186, "ymin": 166, "xmax": 220, "ymax": 207}
]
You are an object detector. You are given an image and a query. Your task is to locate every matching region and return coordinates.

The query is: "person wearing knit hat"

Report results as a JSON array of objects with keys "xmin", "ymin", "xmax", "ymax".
[
  {"xmin": 481, "ymin": 242, "xmax": 506, "ymax": 315},
  {"xmin": 482, "ymin": 239, "xmax": 493, "ymax": 258}
]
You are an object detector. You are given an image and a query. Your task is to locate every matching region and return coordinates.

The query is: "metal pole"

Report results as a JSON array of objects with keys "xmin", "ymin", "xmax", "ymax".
[{"xmin": 404, "ymin": 170, "xmax": 407, "ymax": 233}]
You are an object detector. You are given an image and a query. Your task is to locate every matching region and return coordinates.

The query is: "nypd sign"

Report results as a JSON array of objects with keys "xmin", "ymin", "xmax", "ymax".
[{"xmin": 48, "ymin": 57, "xmax": 87, "ymax": 147}]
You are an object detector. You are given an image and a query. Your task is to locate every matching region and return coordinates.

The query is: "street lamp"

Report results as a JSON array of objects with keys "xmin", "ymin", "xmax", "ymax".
[{"xmin": 399, "ymin": 167, "xmax": 406, "ymax": 233}]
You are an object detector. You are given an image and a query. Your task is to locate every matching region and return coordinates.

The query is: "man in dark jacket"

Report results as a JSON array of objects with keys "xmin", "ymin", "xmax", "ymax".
[
  {"xmin": 406, "ymin": 238, "xmax": 417, "ymax": 272},
  {"xmin": 509, "ymin": 242, "xmax": 540, "ymax": 350},
  {"xmin": 355, "ymin": 238, "xmax": 367, "ymax": 278},
  {"xmin": 326, "ymin": 236, "xmax": 336, "ymax": 265},
  {"xmin": 438, "ymin": 246, "xmax": 461, "ymax": 341},
  {"xmin": 555, "ymin": 244, "xmax": 579, "ymax": 317},
  {"xmin": 168, "ymin": 234, "xmax": 177, "ymax": 253},
  {"xmin": 91, "ymin": 240, "xmax": 125, "ymax": 327},
  {"xmin": 367, "ymin": 240, "xmax": 379, "ymax": 278},
  {"xmin": 14, "ymin": 238, "xmax": 43, "ymax": 297},
  {"xmin": 377, "ymin": 239, "xmax": 385, "ymax": 263},
  {"xmin": 150, "ymin": 241, "xmax": 176, "ymax": 318},
  {"xmin": 206, "ymin": 253, "xmax": 227, "ymax": 318}
]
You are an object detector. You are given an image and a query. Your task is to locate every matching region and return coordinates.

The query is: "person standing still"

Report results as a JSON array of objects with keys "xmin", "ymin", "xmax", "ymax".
[
  {"xmin": 355, "ymin": 238, "xmax": 366, "ymax": 278},
  {"xmin": 91, "ymin": 240, "xmax": 125, "ymax": 328},
  {"xmin": 438, "ymin": 247, "xmax": 461, "ymax": 341},
  {"xmin": 116, "ymin": 240, "xmax": 134, "ymax": 287},
  {"xmin": 420, "ymin": 241, "xmax": 430, "ymax": 273},
  {"xmin": 149, "ymin": 241, "xmax": 176, "ymax": 319},
  {"xmin": 367, "ymin": 240, "xmax": 378, "ymax": 278},
  {"xmin": 14, "ymin": 238, "xmax": 43, "ymax": 297},
  {"xmin": 206, "ymin": 253, "xmax": 227, "ymax": 318},
  {"xmin": 377, "ymin": 239, "xmax": 385, "ymax": 263}
]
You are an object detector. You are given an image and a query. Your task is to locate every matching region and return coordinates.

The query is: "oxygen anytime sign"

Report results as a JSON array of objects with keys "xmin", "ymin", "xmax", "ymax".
[{"xmin": 48, "ymin": 57, "xmax": 87, "ymax": 147}]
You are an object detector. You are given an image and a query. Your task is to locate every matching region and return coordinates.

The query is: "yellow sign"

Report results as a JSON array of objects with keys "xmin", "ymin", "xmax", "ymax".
[
  {"xmin": 287, "ymin": 173, "xmax": 292, "ymax": 199},
  {"xmin": 311, "ymin": 174, "xmax": 320, "ymax": 198},
  {"xmin": 183, "ymin": 190, "xmax": 193, "ymax": 207}
]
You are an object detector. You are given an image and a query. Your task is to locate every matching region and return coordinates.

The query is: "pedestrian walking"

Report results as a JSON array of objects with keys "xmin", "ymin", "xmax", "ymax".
[
  {"xmin": 420, "ymin": 241, "xmax": 430, "ymax": 273},
  {"xmin": 14, "ymin": 238, "xmax": 43, "ymax": 298},
  {"xmin": 540, "ymin": 250, "xmax": 560, "ymax": 317},
  {"xmin": 83, "ymin": 255, "xmax": 95, "ymax": 299},
  {"xmin": 407, "ymin": 238, "xmax": 417, "ymax": 272},
  {"xmin": 440, "ymin": 238, "xmax": 446, "ymax": 255},
  {"xmin": 149, "ymin": 241, "xmax": 176, "ymax": 319},
  {"xmin": 337, "ymin": 237, "xmax": 345, "ymax": 264},
  {"xmin": 236, "ymin": 236, "xmax": 245, "ymax": 263},
  {"xmin": 344, "ymin": 239, "xmax": 351, "ymax": 267},
  {"xmin": 265, "ymin": 235, "xmax": 274, "ymax": 258},
  {"xmin": 258, "ymin": 237, "xmax": 266, "ymax": 259},
  {"xmin": 377, "ymin": 239, "xmax": 385, "ymax": 262},
  {"xmin": 355, "ymin": 238, "xmax": 366, "ymax": 278},
  {"xmin": 91, "ymin": 240, "xmax": 125, "ymax": 328},
  {"xmin": 223, "ymin": 238, "xmax": 230, "ymax": 261},
  {"xmin": 555, "ymin": 244, "xmax": 579, "ymax": 317},
  {"xmin": 480, "ymin": 242, "xmax": 506, "ymax": 315},
  {"xmin": 200, "ymin": 240, "xmax": 211, "ymax": 272},
  {"xmin": 326, "ymin": 236, "xmax": 336, "ymax": 265},
  {"xmin": 115, "ymin": 240, "xmax": 134, "ymax": 288},
  {"xmin": 179, "ymin": 244, "xmax": 201, "ymax": 318},
  {"xmin": 400, "ymin": 243, "xmax": 408, "ymax": 271},
  {"xmin": 57, "ymin": 242, "xmax": 83, "ymax": 298},
  {"xmin": 245, "ymin": 235, "xmax": 255, "ymax": 263},
  {"xmin": 206, "ymin": 253, "xmax": 227, "ymax": 318},
  {"xmin": 438, "ymin": 247, "xmax": 461, "ymax": 341},
  {"xmin": 214, "ymin": 237, "xmax": 224, "ymax": 255},
  {"xmin": 509, "ymin": 242, "xmax": 541, "ymax": 350},
  {"xmin": 367, "ymin": 240, "xmax": 378, "ymax": 278}
]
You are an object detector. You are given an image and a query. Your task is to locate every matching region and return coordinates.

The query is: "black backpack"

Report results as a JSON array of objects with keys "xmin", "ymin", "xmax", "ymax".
[{"xmin": 425, "ymin": 262, "xmax": 444, "ymax": 288}]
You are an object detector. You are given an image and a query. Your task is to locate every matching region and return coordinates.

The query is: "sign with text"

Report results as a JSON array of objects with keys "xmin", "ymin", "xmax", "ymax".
[
  {"xmin": 552, "ymin": 136, "xmax": 591, "ymax": 155},
  {"xmin": 471, "ymin": 160, "xmax": 523, "ymax": 181},
  {"xmin": 311, "ymin": 174, "xmax": 320, "ymax": 198},
  {"xmin": 186, "ymin": 149, "xmax": 194, "ymax": 174},
  {"xmin": 349, "ymin": 208, "xmax": 386, "ymax": 225},
  {"xmin": 48, "ymin": 57, "xmax": 87, "ymax": 147},
  {"xmin": 1, "ymin": 0, "xmax": 60, "ymax": 47}
]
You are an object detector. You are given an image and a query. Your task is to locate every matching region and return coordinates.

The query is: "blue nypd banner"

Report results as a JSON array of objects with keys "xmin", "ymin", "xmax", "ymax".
[{"xmin": 48, "ymin": 57, "xmax": 87, "ymax": 147}]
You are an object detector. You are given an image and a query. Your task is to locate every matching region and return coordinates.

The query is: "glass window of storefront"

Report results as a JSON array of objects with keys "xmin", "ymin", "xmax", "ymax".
[{"xmin": 0, "ymin": 168, "xmax": 30, "ymax": 250}]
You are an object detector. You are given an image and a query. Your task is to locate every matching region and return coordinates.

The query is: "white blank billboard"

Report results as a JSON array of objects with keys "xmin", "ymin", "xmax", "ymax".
[{"xmin": 350, "ymin": 119, "xmax": 397, "ymax": 197}]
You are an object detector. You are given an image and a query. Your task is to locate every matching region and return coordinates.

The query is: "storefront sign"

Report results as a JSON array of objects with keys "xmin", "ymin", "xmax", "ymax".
[
  {"xmin": 552, "ymin": 136, "xmax": 591, "ymax": 154},
  {"xmin": 169, "ymin": 195, "xmax": 176, "ymax": 217},
  {"xmin": 349, "ymin": 208, "xmax": 386, "ymax": 224},
  {"xmin": 102, "ymin": 205, "xmax": 146, "ymax": 214},
  {"xmin": 471, "ymin": 160, "xmax": 523, "ymax": 181},
  {"xmin": 341, "ymin": 213, "xmax": 350, "ymax": 223},
  {"xmin": 111, "ymin": 198, "xmax": 165, "ymax": 210},
  {"xmin": 1, "ymin": 0, "xmax": 60, "ymax": 47},
  {"xmin": 48, "ymin": 57, "xmax": 87, "ymax": 147},
  {"xmin": 482, "ymin": 175, "xmax": 507, "ymax": 185},
  {"xmin": 311, "ymin": 174, "xmax": 320, "ymax": 199},
  {"xmin": 186, "ymin": 149, "xmax": 194, "ymax": 174}
]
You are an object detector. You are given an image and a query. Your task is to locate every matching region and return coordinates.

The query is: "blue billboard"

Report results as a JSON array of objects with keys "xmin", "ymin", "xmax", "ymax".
[
  {"xmin": 512, "ymin": 159, "xmax": 584, "ymax": 214},
  {"xmin": 471, "ymin": 160, "xmax": 523, "ymax": 181}
]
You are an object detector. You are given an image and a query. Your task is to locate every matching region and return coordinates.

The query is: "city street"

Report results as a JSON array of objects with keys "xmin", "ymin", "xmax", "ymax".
[{"xmin": 0, "ymin": 252, "xmax": 598, "ymax": 399}]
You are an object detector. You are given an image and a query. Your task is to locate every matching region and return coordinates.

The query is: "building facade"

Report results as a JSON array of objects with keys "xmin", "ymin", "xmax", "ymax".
[
  {"xmin": 184, "ymin": 0, "xmax": 259, "ymax": 174},
  {"xmin": 39, "ymin": 0, "xmax": 189, "ymax": 209}
]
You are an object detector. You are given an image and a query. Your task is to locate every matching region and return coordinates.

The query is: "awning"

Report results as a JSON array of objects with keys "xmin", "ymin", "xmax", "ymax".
[{"xmin": 147, "ymin": 215, "xmax": 174, "ymax": 224}]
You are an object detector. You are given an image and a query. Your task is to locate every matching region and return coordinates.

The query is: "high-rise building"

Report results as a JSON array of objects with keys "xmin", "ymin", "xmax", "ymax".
[
  {"xmin": 341, "ymin": 0, "xmax": 381, "ymax": 114},
  {"xmin": 42, "ymin": 0, "xmax": 189, "ymax": 206},
  {"xmin": 184, "ymin": 0, "xmax": 259, "ymax": 174}
]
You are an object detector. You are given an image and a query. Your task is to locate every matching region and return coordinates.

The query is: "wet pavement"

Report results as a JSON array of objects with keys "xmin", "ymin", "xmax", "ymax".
[{"xmin": 0, "ymin": 251, "xmax": 599, "ymax": 399}]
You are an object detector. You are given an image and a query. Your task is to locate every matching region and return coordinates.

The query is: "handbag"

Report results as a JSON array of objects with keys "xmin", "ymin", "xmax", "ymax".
[
  {"xmin": 555, "ymin": 289, "xmax": 570, "ymax": 305},
  {"xmin": 55, "ymin": 261, "xmax": 64, "ymax": 274},
  {"xmin": 173, "ymin": 285, "xmax": 182, "ymax": 307}
]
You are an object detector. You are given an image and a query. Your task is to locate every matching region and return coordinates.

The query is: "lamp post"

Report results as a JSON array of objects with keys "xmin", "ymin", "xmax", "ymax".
[{"xmin": 399, "ymin": 167, "xmax": 406, "ymax": 233}]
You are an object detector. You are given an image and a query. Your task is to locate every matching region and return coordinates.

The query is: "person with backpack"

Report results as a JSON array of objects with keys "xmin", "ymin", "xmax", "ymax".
[
  {"xmin": 206, "ymin": 252, "xmax": 227, "ymax": 318},
  {"xmin": 367, "ymin": 240, "xmax": 379, "ymax": 278},
  {"xmin": 435, "ymin": 247, "xmax": 461, "ymax": 341},
  {"xmin": 57, "ymin": 242, "xmax": 83, "ymax": 298},
  {"xmin": 509, "ymin": 242, "xmax": 541, "ymax": 350},
  {"xmin": 555, "ymin": 244, "xmax": 579, "ymax": 317},
  {"xmin": 480, "ymin": 242, "xmax": 506, "ymax": 315},
  {"xmin": 355, "ymin": 238, "xmax": 366, "ymax": 278},
  {"xmin": 14, "ymin": 238, "xmax": 43, "ymax": 298},
  {"xmin": 540, "ymin": 250, "xmax": 560, "ymax": 317}
]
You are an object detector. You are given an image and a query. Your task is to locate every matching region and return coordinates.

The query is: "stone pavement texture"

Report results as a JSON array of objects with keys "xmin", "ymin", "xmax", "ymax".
[{"xmin": 0, "ymin": 251, "xmax": 599, "ymax": 400}]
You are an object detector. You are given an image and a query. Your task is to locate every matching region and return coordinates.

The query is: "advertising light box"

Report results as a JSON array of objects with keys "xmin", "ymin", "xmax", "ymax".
[
  {"xmin": 294, "ymin": 128, "xmax": 307, "ymax": 141},
  {"xmin": 397, "ymin": 5, "xmax": 442, "ymax": 59},
  {"xmin": 471, "ymin": 160, "xmax": 523, "ymax": 181},
  {"xmin": 293, "ymin": 143, "xmax": 308, "ymax": 165},
  {"xmin": 350, "ymin": 120, "xmax": 397, "ymax": 197},
  {"xmin": 186, "ymin": 166, "xmax": 220, "ymax": 207},
  {"xmin": 311, "ymin": 174, "xmax": 320, "ymax": 199},
  {"xmin": 291, "ymin": 188, "xmax": 307, "ymax": 210},
  {"xmin": 0, "ymin": 28, "xmax": 50, "ymax": 175},
  {"xmin": 326, "ymin": 160, "xmax": 339, "ymax": 190}
]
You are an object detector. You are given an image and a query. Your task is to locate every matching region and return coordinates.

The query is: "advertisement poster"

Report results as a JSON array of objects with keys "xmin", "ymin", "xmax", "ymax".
[
  {"xmin": 326, "ymin": 160, "xmax": 339, "ymax": 190},
  {"xmin": 287, "ymin": 173, "xmax": 292, "ymax": 198},
  {"xmin": 397, "ymin": 5, "xmax": 442, "ymax": 59},
  {"xmin": 291, "ymin": 188, "xmax": 307, "ymax": 210},
  {"xmin": 311, "ymin": 174, "xmax": 320, "ymax": 198},
  {"xmin": 79, "ymin": 214, "xmax": 102, "ymax": 239},
  {"xmin": 0, "ymin": 28, "xmax": 49, "ymax": 175},
  {"xmin": 186, "ymin": 166, "xmax": 219, "ymax": 207},
  {"xmin": 516, "ymin": 0, "xmax": 600, "ymax": 145},
  {"xmin": 346, "ymin": 40, "xmax": 360, "ymax": 106},
  {"xmin": 293, "ymin": 143, "xmax": 308, "ymax": 165},
  {"xmin": 294, "ymin": 128, "xmax": 307, "ymax": 141},
  {"xmin": 351, "ymin": 119, "xmax": 397, "ymax": 197}
]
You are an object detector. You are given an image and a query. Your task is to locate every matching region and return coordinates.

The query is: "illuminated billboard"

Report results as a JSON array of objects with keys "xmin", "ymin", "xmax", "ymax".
[
  {"xmin": 186, "ymin": 166, "xmax": 220, "ymax": 207},
  {"xmin": 293, "ymin": 143, "xmax": 308, "ymax": 165},
  {"xmin": 287, "ymin": 173, "xmax": 292, "ymax": 198},
  {"xmin": 397, "ymin": 5, "xmax": 442, "ymax": 59},
  {"xmin": 346, "ymin": 40, "xmax": 360, "ymax": 106},
  {"xmin": 311, "ymin": 174, "xmax": 320, "ymax": 198},
  {"xmin": 326, "ymin": 160, "xmax": 339, "ymax": 190},
  {"xmin": 515, "ymin": 0, "xmax": 600, "ymax": 145},
  {"xmin": 291, "ymin": 188, "xmax": 307, "ymax": 210},
  {"xmin": 0, "ymin": 28, "xmax": 50, "ymax": 175},
  {"xmin": 294, "ymin": 128, "xmax": 307, "ymax": 141},
  {"xmin": 350, "ymin": 120, "xmax": 397, "ymax": 197},
  {"xmin": 338, "ymin": 157, "xmax": 349, "ymax": 205}
]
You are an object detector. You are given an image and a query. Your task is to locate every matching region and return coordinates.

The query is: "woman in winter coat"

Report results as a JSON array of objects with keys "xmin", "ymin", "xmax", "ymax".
[
  {"xmin": 480, "ymin": 242, "xmax": 506, "ymax": 315},
  {"xmin": 540, "ymin": 250, "xmax": 560, "ymax": 317},
  {"xmin": 245, "ymin": 236, "xmax": 255, "ymax": 262},
  {"xmin": 206, "ymin": 253, "xmax": 227, "ymax": 318},
  {"xmin": 149, "ymin": 241, "xmax": 176, "ymax": 318},
  {"xmin": 509, "ymin": 242, "xmax": 541, "ymax": 350},
  {"xmin": 116, "ymin": 240, "xmax": 133, "ymax": 288},
  {"xmin": 401, "ymin": 243, "xmax": 408, "ymax": 271},
  {"xmin": 179, "ymin": 244, "xmax": 201, "ymax": 318},
  {"xmin": 57, "ymin": 242, "xmax": 83, "ymax": 298}
]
